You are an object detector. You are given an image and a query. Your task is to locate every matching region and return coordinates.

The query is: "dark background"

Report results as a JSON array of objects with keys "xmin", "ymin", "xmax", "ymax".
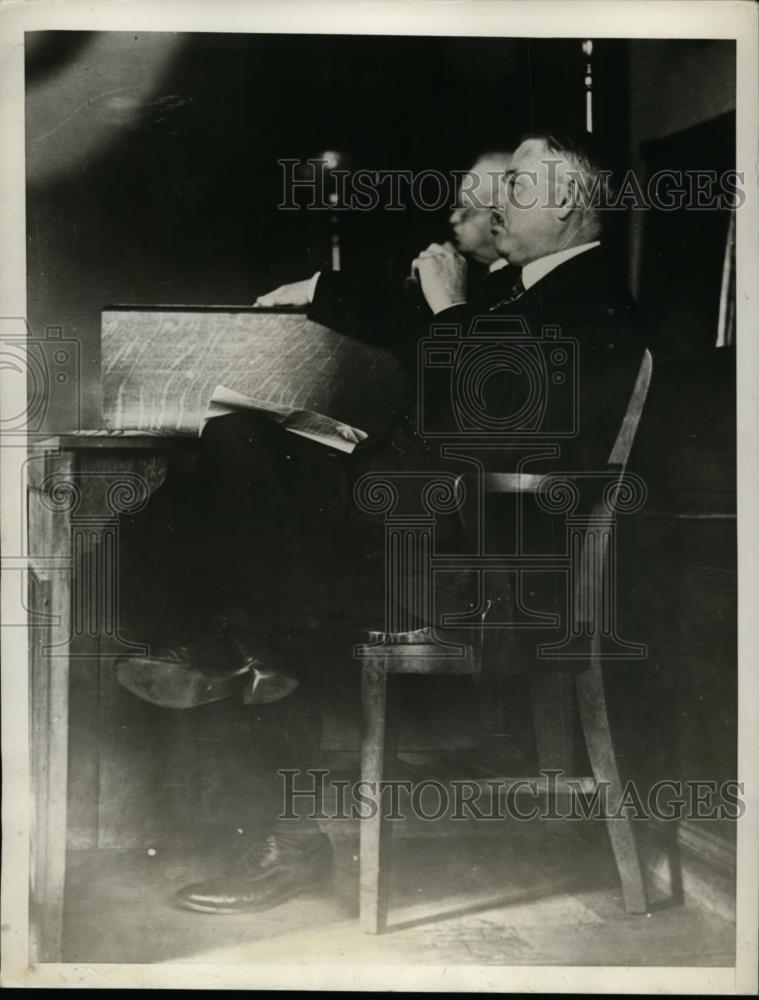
[
  {"xmin": 27, "ymin": 33, "xmax": 616, "ymax": 314},
  {"xmin": 24, "ymin": 33, "xmax": 738, "ymax": 853},
  {"xmin": 26, "ymin": 33, "xmax": 736, "ymax": 429}
]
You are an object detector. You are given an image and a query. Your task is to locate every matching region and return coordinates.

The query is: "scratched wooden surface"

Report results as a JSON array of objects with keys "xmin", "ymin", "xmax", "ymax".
[{"xmin": 101, "ymin": 308, "xmax": 409, "ymax": 435}]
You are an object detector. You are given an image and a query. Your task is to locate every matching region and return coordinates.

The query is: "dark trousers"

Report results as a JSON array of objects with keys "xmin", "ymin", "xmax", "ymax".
[
  {"xmin": 197, "ymin": 412, "xmax": 365, "ymax": 656},
  {"xmin": 120, "ymin": 411, "xmax": 478, "ymax": 830},
  {"xmin": 120, "ymin": 411, "xmax": 386, "ymax": 829}
]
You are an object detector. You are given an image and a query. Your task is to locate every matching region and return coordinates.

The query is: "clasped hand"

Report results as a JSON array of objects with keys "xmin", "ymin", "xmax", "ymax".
[{"xmin": 411, "ymin": 241, "xmax": 468, "ymax": 315}]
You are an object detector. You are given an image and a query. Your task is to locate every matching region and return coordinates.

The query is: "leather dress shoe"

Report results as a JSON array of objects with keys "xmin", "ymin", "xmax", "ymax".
[
  {"xmin": 174, "ymin": 829, "xmax": 333, "ymax": 914},
  {"xmin": 116, "ymin": 630, "xmax": 298, "ymax": 709}
]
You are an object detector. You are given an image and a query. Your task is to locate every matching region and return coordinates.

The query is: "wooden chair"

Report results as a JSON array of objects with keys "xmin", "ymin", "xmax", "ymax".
[{"xmin": 355, "ymin": 349, "xmax": 654, "ymax": 933}]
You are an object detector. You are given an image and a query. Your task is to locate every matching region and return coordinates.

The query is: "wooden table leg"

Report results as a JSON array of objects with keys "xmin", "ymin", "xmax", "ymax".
[
  {"xmin": 359, "ymin": 659, "xmax": 393, "ymax": 934},
  {"xmin": 26, "ymin": 441, "xmax": 170, "ymax": 960},
  {"xmin": 27, "ymin": 449, "xmax": 73, "ymax": 963}
]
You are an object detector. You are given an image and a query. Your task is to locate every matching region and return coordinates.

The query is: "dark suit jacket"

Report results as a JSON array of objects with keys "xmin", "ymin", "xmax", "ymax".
[
  {"xmin": 331, "ymin": 245, "xmax": 644, "ymax": 480},
  {"xmin": 433, "ymin": 245, "xmax": 645, "ymax": 473},
  {"xmin": 308, "ymin": 247, "xmax": 646, "ymax": 628},
  {"xmin": 307, "ymin": 262, "xmax": 520, "ymax": 373},
  {"xmin": 307, "ymin": 246, "xmax": 645, "ymax": 552}
]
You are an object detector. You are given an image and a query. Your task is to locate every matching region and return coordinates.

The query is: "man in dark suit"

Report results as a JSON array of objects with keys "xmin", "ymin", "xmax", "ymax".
[
  {"xmin": 411, "ymin": 133, "xmax": 643, "ymax": 473},
  {"xmin": 117, "ymin": 132, "xmax": 644, "ymax": 915}
]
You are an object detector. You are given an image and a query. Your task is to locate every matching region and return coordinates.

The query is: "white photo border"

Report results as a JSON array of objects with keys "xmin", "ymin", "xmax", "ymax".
[{"xmin": 1, "ymin": 0, "xmax": 757, "ymax": 991}]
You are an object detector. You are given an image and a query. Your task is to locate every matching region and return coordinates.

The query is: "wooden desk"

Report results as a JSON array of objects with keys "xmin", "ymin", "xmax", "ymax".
[
  {"xmin": 28, "ymin": 309, "xmax": 409, "ymax": 961},
  {"xmin": 100, "ymin": 306, "xmax": 408, "ymax": 435}
]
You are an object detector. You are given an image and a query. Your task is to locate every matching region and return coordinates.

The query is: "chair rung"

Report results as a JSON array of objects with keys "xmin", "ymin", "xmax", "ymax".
[
  {"xmin": 484, "ymin": 472, "xmax": 544, "ymax": 493},
  {"xmin": 356, "ymin": 644, "xmax": 475, "ymax": 674}
]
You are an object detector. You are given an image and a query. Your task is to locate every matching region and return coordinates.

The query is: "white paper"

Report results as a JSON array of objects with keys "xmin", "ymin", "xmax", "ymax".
[{"xmin": 202, "ymin": 384, "xmax": 368, "ymax": 454}]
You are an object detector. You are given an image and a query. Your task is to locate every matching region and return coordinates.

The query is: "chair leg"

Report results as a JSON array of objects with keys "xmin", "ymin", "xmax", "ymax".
[
  {"xmin": 359, "ymin": 660, "xmax": 394, "ymax": 933},
  {"xmin": 575, "ymin": 654, "xmax": 648, "ymax": 914}
]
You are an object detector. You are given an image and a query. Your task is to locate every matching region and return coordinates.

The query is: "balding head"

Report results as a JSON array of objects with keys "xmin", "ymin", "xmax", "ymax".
[{"xmin": 491, "ymin": 133, "xmax": 606, "ymax": 266}]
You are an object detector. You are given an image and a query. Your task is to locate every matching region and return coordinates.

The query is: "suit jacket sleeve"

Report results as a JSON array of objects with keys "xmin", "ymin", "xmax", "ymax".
[
  {"xmin": 429, "ymin": 303, "xmax": 478, "ymax": 331},
  {"xmin": 307, "ymin": 269, "xmax": 428, "ymax": 357}
]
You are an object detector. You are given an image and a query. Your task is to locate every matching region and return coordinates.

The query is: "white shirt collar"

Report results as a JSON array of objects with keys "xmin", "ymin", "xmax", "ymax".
[
  {"xmin": 488, "ymin": 258, "xmax": 509, "ymax": 274},
  {"xmin": 521, "ymin": 241, "xmax": 600, "ymax": 291}
]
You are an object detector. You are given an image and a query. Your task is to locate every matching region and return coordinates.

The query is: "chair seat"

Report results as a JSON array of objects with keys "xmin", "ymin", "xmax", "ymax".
[{"xmin": 356, "ymin": 626, "xmax": 475, "ymax": 674}]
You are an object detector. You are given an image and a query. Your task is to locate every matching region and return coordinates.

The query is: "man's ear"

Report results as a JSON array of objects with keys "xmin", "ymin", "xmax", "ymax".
[{"xmin": 555, "ymin": 172, "xmax": 575, "ymax": 221}]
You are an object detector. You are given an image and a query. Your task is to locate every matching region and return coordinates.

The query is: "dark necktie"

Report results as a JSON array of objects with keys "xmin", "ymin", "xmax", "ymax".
[{"xmin": 487, "ymin": 266, "xmax": 525, "ymax": 311}]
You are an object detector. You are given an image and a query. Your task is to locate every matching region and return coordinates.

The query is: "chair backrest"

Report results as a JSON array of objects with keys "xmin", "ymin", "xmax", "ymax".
[
  {"xmin": 577, "ymin": 347, "xmax": 653, "ymax": 635},
  {"xmin": 607, "ymin": 348, "xmax": 654, "ymax": 470},
  {"xmin": 475, "ymin": 347, "xmax": 655, "ymax": 640},
  {"xmin": 479, "ymin": 347, "xmax": 654, "ymax": 498}
]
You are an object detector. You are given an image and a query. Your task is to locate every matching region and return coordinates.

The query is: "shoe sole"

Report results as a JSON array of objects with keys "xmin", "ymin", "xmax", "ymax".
[
  {"xmin": 242, "ymin": 671, "xmax": 300, "ymax": 706},
  {"xmin": 173, "ymin": 876, "xmax": 330, "ymax": 915},
  {"xmin": 116, "ymin": 659, "xmax": 249, "ymax": 709}
]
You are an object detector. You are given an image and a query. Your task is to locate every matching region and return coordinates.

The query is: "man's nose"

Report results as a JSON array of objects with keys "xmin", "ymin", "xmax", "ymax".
[{"xmin": 449, "ymin": 207, "xmax": 463, "ymax": 225}]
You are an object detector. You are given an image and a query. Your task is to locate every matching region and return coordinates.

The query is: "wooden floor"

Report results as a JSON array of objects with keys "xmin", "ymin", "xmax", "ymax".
[{"xmin": 62, "ymin": 820, "xmax": 734, "ymax": 967}]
